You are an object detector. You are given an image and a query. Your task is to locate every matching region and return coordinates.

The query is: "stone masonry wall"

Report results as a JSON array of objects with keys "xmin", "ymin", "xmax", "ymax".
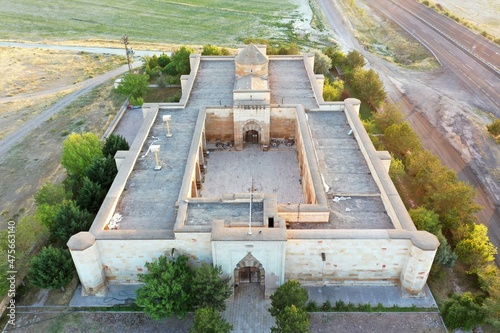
[
  {"xmin": 205, "ymin": 108, "xmax": 234, "ymax": 143},
  {"xmin": 270, "ymin": 107, "xmax": 296, "ymax": 139},
  {"xmin": 96, "ymin": 233, "xmax": 212, "ymax": 283},
  {"xmin": 285, "ymin": 238, "xmax": 411, "ymax": 285}
]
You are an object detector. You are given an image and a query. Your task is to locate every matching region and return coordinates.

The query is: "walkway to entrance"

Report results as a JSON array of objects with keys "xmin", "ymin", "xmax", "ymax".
[{"xmin": 222, "ymin": 284, "xmax": 274, "ymax": 332}]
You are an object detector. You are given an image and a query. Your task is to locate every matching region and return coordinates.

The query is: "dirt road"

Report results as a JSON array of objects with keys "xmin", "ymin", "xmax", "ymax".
[{"xmin": 0, "ymin": 61, "xmax": 141, "ymax": 157}]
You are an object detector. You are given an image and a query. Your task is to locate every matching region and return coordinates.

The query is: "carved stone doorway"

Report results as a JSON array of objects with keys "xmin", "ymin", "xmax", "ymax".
[
  {"xmin": 239, "ymin": 267, "xmax": 261, "ymax": 283},
  {"xmin": 234, "ymin": 253, "xmax": 265, "ymax": 287},
  {"xmin": 245, "ymin": 130, "xmax": 259, "ymax": 144}
]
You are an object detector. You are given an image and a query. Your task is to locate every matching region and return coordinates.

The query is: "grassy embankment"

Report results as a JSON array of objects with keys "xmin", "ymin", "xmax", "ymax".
[{"xmin": 0, "ymin": 0, "xmax": 311, "ymax": 47}]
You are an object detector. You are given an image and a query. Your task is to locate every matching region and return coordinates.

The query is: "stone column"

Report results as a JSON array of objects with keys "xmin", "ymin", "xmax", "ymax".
[
  {"xmin": 67, "ymin": 232, "xmax": 107, "ymax": 296},
  {"xmin": 400, "ymin": 231, "xmax": 439, "ymax": 295}
]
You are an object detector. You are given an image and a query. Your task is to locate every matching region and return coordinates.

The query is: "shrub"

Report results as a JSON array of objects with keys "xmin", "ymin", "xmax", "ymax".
[
  {"xmin": 28, "ymin": 246, "xmax": 74, "ymax": 291},
  {"xmin": 136, "ymin": 255, "xmax": 194, "ymax": 319},
  {"xmin": 442, "ymin": 292, "xmax": 487, "ymax": 330},
  {"xmin": 52, "ymin": 201, "xmax": 94, "ymax": 245},
  {"xmin": 271, "ymin": 305, "xmax": 311, "ymax": 333},
  {"xmin": 305, "ymin": 301, "xmax": 318, "ymax": 311},
  {"xmin": 487, "ymin": 118, "xmax": 500, "ymax": 137},
  {"xmin": 130, "ymin": 96, "xmax": 144, "ymax": 106},
  {"xmin": 190, "ymin": 307, "xmax": 233, "ymax": 333},
  {"xmin": 191, "ymin": 262, "xmax": 232, "ymax": 311},
  {"xmin": 102, "ymin": 134, "xmax": 130, "ymax": 158},
  {"xmin": 269, "ymin": 280, "xmax": 309, "ymax": 317}
]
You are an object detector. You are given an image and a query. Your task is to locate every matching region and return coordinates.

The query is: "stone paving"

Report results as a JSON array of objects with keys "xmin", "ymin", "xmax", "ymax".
[
  {"xmin": 69, "ymin": 282, "xmax": 437, "ymax": 332},
  {"xmin": 202, "ymin": 145, "xmax": 304, "ymax": 204},
  {"xmin": 222, "ymin": 284, "xmax": 275, "ymax": 333}
]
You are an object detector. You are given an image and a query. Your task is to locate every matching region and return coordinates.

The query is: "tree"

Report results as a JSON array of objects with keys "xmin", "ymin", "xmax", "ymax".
[
  {"xmin": 85, "ymin": 157, "xmax": 118, "ymax": 190},
  {"xmin": 52, "ymin": 201, "xmax": 94, "ymax": 245},
  {"xmin": 313, "ymin": 51, "xmax": 332, "ymax": 76},
  {"xmin": 352, "ymin": 68, "xmax": 387, "ymax": 108},
  {"xmin": 157, "ymin": 53, "xmax": 171, "ymax": 68},
  {"xmin": 116, "ymin": 73, "xmax": 149, "ymax": 99},
  {"xmin": 271, "ymin": 305, "xmax": 311, "ymax": 333},
  {"xmin": 136, "ymin": 255, "xmax": 194, "ymax": 319},
  {"xmin": 34, "ymin": 182, "xmax": 68, "ymax": 206},
  {"xmin": 277, "ymin": 43, "xmax": 300, "ymax": 55},
  {"xmin": 61, "ymin": 132, "xmax": 103, "ymax": 177},
  {"xmin": 190, "ymin": 307, "xmax": 233, "ymax": 333},
  {"xmin": 442, "ymin": 292, "xmax": 487, "ymax": 330},
  {"xmin": 76, "ymin": 177, "xmax": 105, "ymax": 214},
  {"xmin": 28, "ymin": 246, "xmax": 74, "ymax": 291},
  {"xmin": 372, "ymin": 102, "xmax": 404, "ymax": 132},
  {"xmin": 269, "ymin": 280, "xmax": 309, "ymax": 317},
  {"xmin": 192, "ymin": 262, "xmax": 232, "ymax": 311},
  {"xmin": 405, "ymin": 150, "xmax": 446, "ymax": 196},
  {"xmin": 102, "ymin": 133, "xmax": 130, "ymax": 158},
  {"xmin": 323, "ymin": 45, "xmax": 345, "ymax": 67},
  {"xmin": 382, "ymin": 122, "xmax": 422, "ymax": 159},
  {"xmin": 34, "ymin": 182, "xmax": 68, "ymax": 229},
  {"xmin": 409, "ymin": 207, "xmax": 441, "ymax": 235},
  {"xmin": 323, "ymin": 78, "xmax": 344, "ymax": 101},
  {"xmin": 388, "ymin": 156, "xmax": 405, "ymax": 181},
  {"xmin": 202, "ymin": 44, "xmax": 223, "ymax": 56},
  {"xmin": 171, "ymin": 46, "xmax": 194, "ymax": 75},
  {"xmin": 344, "ymin": 50, "xmax": 366, "ymax": 69},
  {"xmin": 426, "ymin": 179, "xmax": 481, "ymax": 232},
  {"xmin": 434, "ymin": 232, "xmax": 457, "ymax": 267},
  {"xmin": 455, "ymin": 224, "xmax": 497, "ymax": 273}
]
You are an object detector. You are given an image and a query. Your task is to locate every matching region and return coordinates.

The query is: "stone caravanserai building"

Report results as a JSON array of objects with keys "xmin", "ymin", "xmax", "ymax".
[{"xmin": 68, "ymin": 44, "xmax": 439, "ymax": 298}]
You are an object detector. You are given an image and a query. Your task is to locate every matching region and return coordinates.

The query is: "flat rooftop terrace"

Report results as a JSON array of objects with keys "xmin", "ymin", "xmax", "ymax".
[
  {"xmin": 268, "ymin": 59, "xmax": 318, "ymax": 110},
  {"xmin": 291, "ymin": 111, "xmax": 394, "ymax": 230},
  {"xmin": 115, "ymin": 60, "xmax": 235, "ymax": 231}
]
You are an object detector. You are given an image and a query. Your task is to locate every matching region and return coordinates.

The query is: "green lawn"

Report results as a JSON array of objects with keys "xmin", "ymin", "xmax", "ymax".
[{"xmin": 1, "ymin": 0, "xmax": 305, "ymax": 45}]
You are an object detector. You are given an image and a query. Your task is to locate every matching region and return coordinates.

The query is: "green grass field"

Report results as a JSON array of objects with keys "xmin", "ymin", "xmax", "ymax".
[{"xmin": 1, "ymin": 0, "xmax": 306, "ymax": 45}]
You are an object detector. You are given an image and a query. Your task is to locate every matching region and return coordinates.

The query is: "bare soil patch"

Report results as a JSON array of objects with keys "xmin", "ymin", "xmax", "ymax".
[
  {"xmin": 7, "ymin": 311, "xmax": 446, "ymax": 333},
  {"xmin": 310, "ymin": 312, "xmax": 446, "ymax": 333},
  {"xmin": 0, "ymin": 80, "xmax": 124, "ymax": 226}
]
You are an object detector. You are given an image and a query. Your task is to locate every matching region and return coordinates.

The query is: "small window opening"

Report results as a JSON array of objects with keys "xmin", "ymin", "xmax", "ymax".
[
  {"xmin": 321, "ymin": 253, "xmax": 326, "ymax": 262},
  {"xmin": 268, "ymin": 217, "xmax": 274, "ymax": 228}
]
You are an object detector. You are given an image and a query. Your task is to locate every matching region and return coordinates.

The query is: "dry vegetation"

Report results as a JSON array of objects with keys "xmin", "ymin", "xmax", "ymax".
[
  {"xmin": 338, "ymin": 0, "xmax": 438, "ymax": 69},
  {"xmin": 0, "ymin": 48, "xmax": 125, "ymax": 228}
]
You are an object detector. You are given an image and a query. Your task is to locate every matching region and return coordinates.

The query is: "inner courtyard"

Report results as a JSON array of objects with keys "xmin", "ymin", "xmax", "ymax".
[{"xmin": 201, "ymin": 145, "xmax": 305, "ymax": 204}]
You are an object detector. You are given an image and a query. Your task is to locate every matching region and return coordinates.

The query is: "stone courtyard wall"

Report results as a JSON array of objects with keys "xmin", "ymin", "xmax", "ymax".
[
  {"xmin": 205, "ymin": 108, "xmax": 234, "ymax": 143},
  {"xmin": 270, "ymin": 106, "xmax": 296, "ymax": 139}
]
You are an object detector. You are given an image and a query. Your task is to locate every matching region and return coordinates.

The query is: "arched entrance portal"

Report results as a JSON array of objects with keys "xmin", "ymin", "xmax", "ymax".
[
  {"xmin": 245, "ymin": 130, "xmax": 259, "ymax": 144},
  {"xmin": 234, "ymin": 253, "xmax": 265, "ymax": 287}
]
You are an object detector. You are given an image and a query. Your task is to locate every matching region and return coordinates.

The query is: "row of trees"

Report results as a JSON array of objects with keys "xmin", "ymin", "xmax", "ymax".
[
  {"xmin": 316, "ymin": 42, "xmax": 498, "ymax": 330},
  {"xmin": 135, "ymin": 254, "xmax": 233, "ymax": 333},
  {"xmin": 314, "ymin": 45, "xmax": 386, "ymax": 108},
  {"xmin": 26, "ymin": 133, "xmax": 129, "ymax": 290},
  {"xmin": 118, "ymin": 46, "xmax": 195, "ymax": 105},
  {"xmin": 368, "ymin": 102, "xmax": 499, "ymax": 329}
]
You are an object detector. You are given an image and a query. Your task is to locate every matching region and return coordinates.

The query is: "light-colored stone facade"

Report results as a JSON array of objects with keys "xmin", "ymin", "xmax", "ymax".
[{"xmin": 68, "ymin": 44, "xmax": 438, "ymax": 298}]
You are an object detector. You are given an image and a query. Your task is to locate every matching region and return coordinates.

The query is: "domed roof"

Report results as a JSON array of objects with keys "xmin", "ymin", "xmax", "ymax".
[{"xmin": 235, "ymin": 43, "xmax": 268, "ymax": 65}]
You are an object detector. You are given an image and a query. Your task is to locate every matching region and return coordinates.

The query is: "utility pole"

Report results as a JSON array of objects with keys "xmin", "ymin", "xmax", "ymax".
[{"xmin": 122, "ymin": 34, "xmax": 133, "ymax": 72}]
